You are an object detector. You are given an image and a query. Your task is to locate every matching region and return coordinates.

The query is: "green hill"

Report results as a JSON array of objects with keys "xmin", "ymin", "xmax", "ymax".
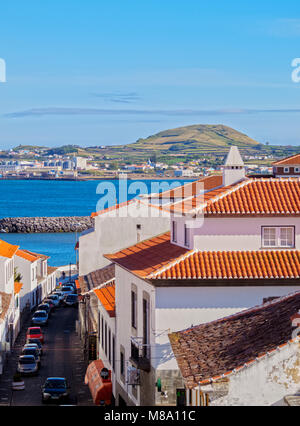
[{"xmin": 128, "ymin": 124, "xmax": 261, "ymax": 154}]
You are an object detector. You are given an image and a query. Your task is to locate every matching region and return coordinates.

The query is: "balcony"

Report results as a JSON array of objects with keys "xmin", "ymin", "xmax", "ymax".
[{"xmin": 130, "ymin": 337, "xmax": 151, "ymax": 372}]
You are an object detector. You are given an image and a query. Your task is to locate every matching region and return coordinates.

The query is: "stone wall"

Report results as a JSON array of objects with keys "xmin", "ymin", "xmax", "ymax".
[{"xmin": 0, "ymin": 216, "xmax": 94, "ymax": 233}]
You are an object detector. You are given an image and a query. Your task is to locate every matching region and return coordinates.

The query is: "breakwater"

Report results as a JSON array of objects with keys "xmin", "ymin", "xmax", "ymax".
[{"xmin": 0, "ymin": 216, "xmax": 94, "ymax": 233}]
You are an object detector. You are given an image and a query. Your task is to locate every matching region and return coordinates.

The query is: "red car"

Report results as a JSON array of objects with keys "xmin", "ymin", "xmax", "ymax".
[{"xmin": 26, "ymin": 327, "xmax": 44, "ymax": 343}]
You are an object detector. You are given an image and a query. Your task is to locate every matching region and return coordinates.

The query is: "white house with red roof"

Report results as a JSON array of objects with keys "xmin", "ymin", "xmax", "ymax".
[
  {"xmin": 97, "ymin": 147, "xmax": 300, "ymax": 406},
  {"xmin": 273, "ymin": 153, "xmax": 300, "ymax": 178},
  {"xmin": 15, "ymin": 249, "xmax": 57, "ymax": 311},
  {"xmin": 0, "ymin": 240, "xmax": 21, "ymax": 372}
]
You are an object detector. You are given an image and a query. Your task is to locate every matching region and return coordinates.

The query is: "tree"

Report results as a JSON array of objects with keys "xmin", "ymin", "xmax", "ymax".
[{"xmin": 14, "ymin": 267, "xmax": 22, "ymax": 283}]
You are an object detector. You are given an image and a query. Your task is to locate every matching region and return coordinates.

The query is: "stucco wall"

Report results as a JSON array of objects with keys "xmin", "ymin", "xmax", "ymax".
[
  {"xmin": 207, "ymin": 340, "xmax": 300, "ymax": 406},
  {"xmin": 171, "ymin": 216, "xmax": 300, "ymax": 251},
  {"xmin": 79, "ymin": 204, "xmax": 170, "ymax": 275}
]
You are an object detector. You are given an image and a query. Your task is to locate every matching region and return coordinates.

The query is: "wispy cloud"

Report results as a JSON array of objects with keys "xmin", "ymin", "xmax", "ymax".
[
  {"xmin": 90, "ymin": 91, "xmax": 141, "ymax": 103},
  {"xmin": 4, "ymin": 106, "xmax": 300, "ymax": 119}
]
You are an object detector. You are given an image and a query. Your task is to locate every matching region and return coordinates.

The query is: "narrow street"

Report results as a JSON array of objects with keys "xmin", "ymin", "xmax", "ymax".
[{"xmin": 0, "ymin": 303, "xmax": 94, "ymax": 406}]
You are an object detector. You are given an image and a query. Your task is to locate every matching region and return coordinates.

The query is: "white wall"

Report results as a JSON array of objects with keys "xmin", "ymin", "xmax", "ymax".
[
  {"xmin": 79, "ymin": 203, "xmax": 170, "ymax": 276},
  {"xmin": 207, "ymin": 341, "xmax": 300, "ymax": 406},
  {"xmin": 115, "ymin": 266, "xmax": 156, "ymax": 406},
  {"xmin": 171, "ymin": 215, "xmax": 300, "ymax": 251},
  {"xmin": 15, "ymin": 257, "xmax": 38, "ymax": 311}
]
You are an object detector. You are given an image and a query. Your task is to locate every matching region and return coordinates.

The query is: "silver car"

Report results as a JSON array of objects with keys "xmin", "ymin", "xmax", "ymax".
[
  {"xmin": 17, "ymin": 355, "xmax": 38, "ymax": 376},
  {"xmin": 32, "ymin": 310, "xmax": 48, "ymax": 325}
]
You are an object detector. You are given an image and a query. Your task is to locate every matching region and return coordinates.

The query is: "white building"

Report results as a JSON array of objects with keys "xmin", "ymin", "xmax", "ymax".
[
  {"xmin": 0, "ymin": 240, "xmax": 21, "ymax": 372},
  {"xmin": 98, "ymin": 147, "xmax": 300, "ymax": 406}
]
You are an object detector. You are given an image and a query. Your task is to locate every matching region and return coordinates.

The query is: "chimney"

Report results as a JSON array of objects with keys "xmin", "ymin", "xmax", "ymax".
[
  {"xmin": 290, "ymin": 310, "xmax": 300, "ymax": 328},
  {"xmin": 222, "ymin": 146, "xmax": 246, "ymax": 187}
]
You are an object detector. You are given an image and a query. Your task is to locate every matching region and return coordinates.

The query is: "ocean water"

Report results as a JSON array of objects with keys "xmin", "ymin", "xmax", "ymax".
[{"xmin": 0, "ymin": 178, "xmax": 192, "ymax": 266}]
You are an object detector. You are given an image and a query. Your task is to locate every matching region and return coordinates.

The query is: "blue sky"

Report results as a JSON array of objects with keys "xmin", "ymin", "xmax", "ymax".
[{"xmin": 1, "ymin": 0, "xmax": 300, "ymax": 148}]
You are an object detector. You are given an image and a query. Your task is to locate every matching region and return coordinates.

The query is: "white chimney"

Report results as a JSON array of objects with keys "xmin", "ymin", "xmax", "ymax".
[{"xmin": 223, "ymin": 146, "xmax": 246, "ymax": 187}]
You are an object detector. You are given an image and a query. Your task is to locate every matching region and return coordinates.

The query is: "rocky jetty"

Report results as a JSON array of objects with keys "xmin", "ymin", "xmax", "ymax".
[{"xmin": 0, "ymin": 216, "xmax": 94, "ymax": 233}]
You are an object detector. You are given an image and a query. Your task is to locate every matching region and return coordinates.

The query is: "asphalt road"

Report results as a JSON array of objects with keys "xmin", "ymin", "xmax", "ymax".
[{"xmin": 7, "ymin": 303, "xmax": 94, "ymax": 406}]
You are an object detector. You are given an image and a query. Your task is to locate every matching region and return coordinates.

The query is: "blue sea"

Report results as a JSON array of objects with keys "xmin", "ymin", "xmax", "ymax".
[{"xmin": 0, "ymin": 178, "xmax": 192, "ymax": 266}]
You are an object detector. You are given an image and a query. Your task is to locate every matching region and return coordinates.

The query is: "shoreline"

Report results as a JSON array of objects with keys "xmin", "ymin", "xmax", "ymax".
[{"xmin": 0, "ymin": 175, "xmax": 197, "ymax": 181}]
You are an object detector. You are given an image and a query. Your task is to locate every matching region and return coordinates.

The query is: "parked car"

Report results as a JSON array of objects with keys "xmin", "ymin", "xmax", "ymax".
[
  {"xmin": 60, "ymin": 286, "xmax": 75, "ymax": 297},
  {"xmin": 63, "ymin": 294, "xmax": 78, "ymax": 307},
  {"xmin": 21, "ymin": 347, "xmax": 41, "ymax": 366},
  {"xmin": 43, "ymin": 299, "xmax": 55, "ymax": 310},
  {"xmin": 26, "ymin": 338, "xmax": 43, "ymax": 355},
  {"xmin": 26, "ymin": 327, "xmax": 44, "ymax": 343},
  {"xmin": 52, "ymin": 291, "xmax": 64, "ymax": 302},
  {"xmin": 38, "ymin": 303, "xmax": 51, "ymax": 316},
  {"xmin": 23, "ymin": 343, "xmax": 42, "ymax": 357},
  {"xmin": 41, "ymin": 377, "xmax": 70, "ymax": 403},
  {"xmin": 32, "ymin": 310, "xmax": 48, "ymax": 326},
  {"xmin": 47, "ymin": 294, "xmax": 60, "ymax": 307},
  {"xmin": 17, "ymin": 355, "xmax": 38, "ymax": 376}
]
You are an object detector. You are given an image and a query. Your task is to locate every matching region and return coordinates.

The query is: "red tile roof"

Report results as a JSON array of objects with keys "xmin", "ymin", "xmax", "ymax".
[
  {"xmin": 0, "ymin": 240, "xmax": 19, "ymax": 259},
  {"xmin": 14, "ymin": 282, "xmax": 23, "ymax": 295},
  {"xmin": 105, "ymin": 233, "xmax": 189, "ymax": 278},
  {"xmin": 94, "ymin": 282, "xmax": 116, "ymax": 317},
  {"xmin": 273, "ymin": 153, "xmax": 300, "ymax": 166},
  {"xmin": 79, "ymin": 264, "xmax": 115, "ymax": 294},
  {"xmin": 169, "ymin": 291, "xmax": 300, "ymax": 389},
  {"xmin": 150, "ymin": 250, "xmax": 300, "ymax": 280},
  {"xmin": 106, "ymin": 233, "xmax": 300, "ymax": 282},
  {"xmin": 16, "ymin": 249, "xmax": 39, "ymax": 263},
  {"xmin": 148, "ymin": 175, "xmax": 223, "ymax": 200}
]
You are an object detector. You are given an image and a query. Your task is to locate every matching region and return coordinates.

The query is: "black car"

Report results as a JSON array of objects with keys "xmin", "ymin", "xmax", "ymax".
[
  {"xmin": 26, "ymin": 338, "xmax": 43, "ymax": 355},
  {"xmin": 63, "ymin": 294, "xmax": 78, "ymax": 307},
  {"xmin": 38, "ymin": 303, "xmax": 51, "ymax": 316},
  {"xmin": 41, "ymin": 377, "xmax": 70, "ymax": 404}
]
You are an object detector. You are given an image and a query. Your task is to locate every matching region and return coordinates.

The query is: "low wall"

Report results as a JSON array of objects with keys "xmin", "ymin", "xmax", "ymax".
[{"xmin": 0, "ymin": 216, "xmax": 94, "ymax": 233}]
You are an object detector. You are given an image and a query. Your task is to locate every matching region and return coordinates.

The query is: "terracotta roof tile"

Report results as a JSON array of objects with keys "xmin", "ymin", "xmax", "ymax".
[
  {"xmin": 94, "ymin": 282, "xmax": 116, "ymax": 317},
  {"xmin": 79, "ymin": 264, "xmax": 115, "ymax": 293},
  {"xmin": 105, "ymin": 232, "xmax": 189, "ymax": 278},
  {"xmin": 151, "ymin": 250, "xmax": 300, "ymax": 280},
  {"xmin": 14, "ymin": 282, "xmax": 23, "ymax": 295},
  {"xmin": 169, "ymin": 291, "xmax": 300, "ymax": 388},
  {"xmin": 203, "ymin": 178, "xmax": 300, "ymax": 216},
  {"xmin": 16, "ymin": 249, "xmax": 39, "ymax": 263},
  {"xmin": 147, "ymin": 175, "xmax": 223, "ymax": 200},
  {"xmin": 273, "ymin": 153, "xmax": 300, "ymax": 166},
  {"xmin": 0, "ymin": 240, "xmax": 19, "ymax": 259}
]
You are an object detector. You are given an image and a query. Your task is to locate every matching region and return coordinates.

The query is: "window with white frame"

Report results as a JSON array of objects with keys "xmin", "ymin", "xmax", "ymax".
[
  {"xmin": 262, "ymin": 226, "xmax": 294, "ymax": 248},
  {"xmin": 295, "ymin": 167, "xmax": 300, "ymax": 173},
  {"xmin": 284, "ymin": 167, "xmax": 290, "ymax": 173}
]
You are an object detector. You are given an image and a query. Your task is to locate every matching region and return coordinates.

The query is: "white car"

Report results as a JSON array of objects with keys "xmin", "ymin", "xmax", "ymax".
[
  {"xmin": 60, "ymin": 286, "xmax": 75, "ymax": 298},
  {"xmin": 52, "ymin": 291, "xmax": 64, "ymax": 302},
  {"xmin": 17, "ymin": 355, "xmax": 38, "ymax": 376},
  {"xmin": 46, "ymin": 294, "xmax": 60, "ymax": 307},
  {"xmin": 23, "ymin": 343, "xmax": 42, "ymax": 357}
]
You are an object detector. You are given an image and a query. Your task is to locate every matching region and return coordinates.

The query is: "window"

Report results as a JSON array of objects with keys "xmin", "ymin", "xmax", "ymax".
[
  {"xmin": 112, "ymin": 336, "xmax": 115, "ymax": 372},
  {"xmin": 104, "ymin": 322, "xmax": 107, "ymax": 356},
  {"xmin": 184, "ymin": 224, "xmax": 190, "ymax": 247},
  {"xmin": 262, "ymin": 226, "xmax": 294, "ymax": 248},
  {"xmin": 172, "ymin": 221, "xmax": 177, "ymax": 243},
  {"xmin": 131, "ymin": 290, "xmax": 137, "ymax": 329},
  {"xmin": 295, "ymin": 167, "xmax": 300, "ymax": 173},
  {"xmin": 284, "ymin": 167, "xmax": 289, "ymax": 173},
  {"xmin": 120, "ymin": 350, "xmax": 125, "ymax": 379},
  {"xmin": 262, "ymin": 227, "xmax": 276, "ymax": 247}
]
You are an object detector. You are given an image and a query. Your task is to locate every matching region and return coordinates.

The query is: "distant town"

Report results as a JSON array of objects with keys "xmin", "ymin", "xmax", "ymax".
[{"xmin": 0, "ymin": 144, "xmax": 280, "ymax": 180}]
